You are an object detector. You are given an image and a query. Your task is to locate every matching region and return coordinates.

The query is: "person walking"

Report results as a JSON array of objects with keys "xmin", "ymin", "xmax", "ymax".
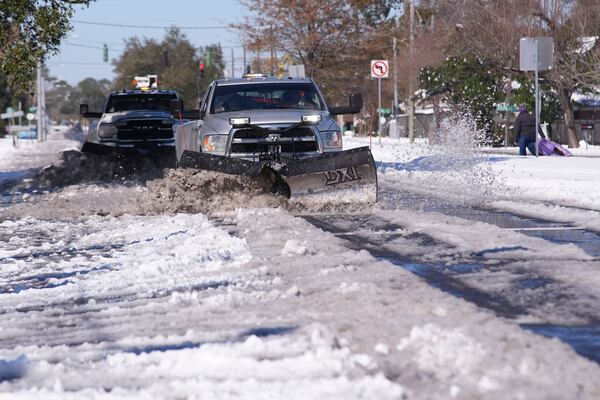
[{"xmin": 513, "ymin": 105, "xmax": 539, "ymax": 156}]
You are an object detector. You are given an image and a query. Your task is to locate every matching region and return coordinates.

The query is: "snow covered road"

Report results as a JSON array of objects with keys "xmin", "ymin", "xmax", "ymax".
[{"xmin": 1, "ymin": 129, "xmax": 600, "ymax": 398}]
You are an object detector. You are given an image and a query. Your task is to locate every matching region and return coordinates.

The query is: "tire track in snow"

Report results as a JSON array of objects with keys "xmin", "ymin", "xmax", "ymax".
[{"xmin": 303, "ymin": 212, "xmax": 600, "ymax": 364}]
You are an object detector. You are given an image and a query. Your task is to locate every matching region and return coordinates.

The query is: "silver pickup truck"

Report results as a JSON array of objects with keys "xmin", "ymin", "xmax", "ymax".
[{"xmin": 173, "ymin": 76, "xmax": 377, "ymax": 204}]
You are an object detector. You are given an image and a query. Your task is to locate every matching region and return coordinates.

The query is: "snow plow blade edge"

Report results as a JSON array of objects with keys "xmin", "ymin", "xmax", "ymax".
[
  {"xmin": 81, "ymin": 142, "xmax": 177, "ymax": 167},
  {"xmin": 179, "ymin": 151, "xmax": 263, "ymax": 177},
  {"xmin": 80, "ymin": 141, "xmax": 123, "ymax": 156},
  {"xmin": 281, "ymin": 146, "xmax": 378, "ymax": 204}
]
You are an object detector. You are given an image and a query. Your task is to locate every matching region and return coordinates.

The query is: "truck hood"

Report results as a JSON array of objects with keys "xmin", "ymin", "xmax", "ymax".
[
  {"xmin": 205, "ymin": 109, "xmax": 336, "ymax": 133},
  {"xmin": 100, "ymin": 110, "xmax": 173, "ymax": 124}
]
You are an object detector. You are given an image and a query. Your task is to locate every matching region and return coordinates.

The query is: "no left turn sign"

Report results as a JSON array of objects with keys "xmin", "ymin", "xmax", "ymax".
[{"xmin": 371, "ymin": 60, "xmax": 389, "ymax": 78}]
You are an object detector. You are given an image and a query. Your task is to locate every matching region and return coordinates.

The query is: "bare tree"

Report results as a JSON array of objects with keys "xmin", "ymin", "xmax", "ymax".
[
  {"xmin": 435, "ymin": 0, "xmax": 600, "ymax": 148},
  {"xmin": 236, "ymin": 0, "xmax": 401, "ymax": 104}
]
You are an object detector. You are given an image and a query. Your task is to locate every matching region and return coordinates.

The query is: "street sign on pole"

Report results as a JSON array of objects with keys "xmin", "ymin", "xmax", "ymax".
[
  {"xmin": 371, "ymin": 60, "xmax": 389, "ymax": 145},
  {"xmin": 1, "ymin": 110, "xmax": 24, "ymax": 119},
  {"xmin": 496, "ymin": 104, "xmax": 518, "ymax": 112},
  {"xmin": 520, "ymin": 37, "xmax": 553, "ymax": 72},
  {"xmin": 370, "ymin": 60, "xmax": 389, "ymax": 79},
  {"xmin": 520, "ymin": 37, "xmax": 554, "ymax": 157}
]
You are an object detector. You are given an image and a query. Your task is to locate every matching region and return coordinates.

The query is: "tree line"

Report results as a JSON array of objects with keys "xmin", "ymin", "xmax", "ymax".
[
  {"xmin": 0, "ymin": 26, "xmax": 225, "ymax": 129},
  {"xmin": 45, "ymin": 28, "xmax": 225, "ymax": 120},
  {"xmin": 3, "ymin": 0, "xmax": 600, "ymax": 147},
  {"xmin": 239, "ymin": 0, "xmax": 600, "ymax": 148}
]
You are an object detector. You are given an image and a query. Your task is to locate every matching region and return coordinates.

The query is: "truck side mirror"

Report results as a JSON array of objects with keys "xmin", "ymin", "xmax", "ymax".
[
  {"xmin": 170, "ymin": 98, "xmax": 184, "ymax": 114},
  {"xmin": 329, "ymin": 93, "xmax": 363, "ymax": 115},
  {"xmin": 79, "ymin": 104, "xmax": 102, "ymax": 118},
  {"xmin": 198, "ymin": 101, "xmax": 206, "ymax": 119},
  {"xmin": 349, "ymin": 93, "xmax": 363, "ymax": 111}
]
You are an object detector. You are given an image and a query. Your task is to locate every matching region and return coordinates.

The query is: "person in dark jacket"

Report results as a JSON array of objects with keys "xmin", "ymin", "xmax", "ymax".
[{"xmin": 513, "ymin": 105, "xmax": 539, "ymax": 156}]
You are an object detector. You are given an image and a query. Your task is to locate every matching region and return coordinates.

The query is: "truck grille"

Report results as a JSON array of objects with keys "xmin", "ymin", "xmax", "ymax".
[
  {"xmin": 230, "ymin": 127, "xmax": 318, "ymax": 155},
  {"xmin": 116, "ymin": 119, "xmax": 174, "ymax": 141}
]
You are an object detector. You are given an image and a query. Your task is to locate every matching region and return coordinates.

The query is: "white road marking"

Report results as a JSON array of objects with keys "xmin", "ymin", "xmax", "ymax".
[{"xmin": 503, "ymin": 226, "xmax": 586, "ymax": 231}]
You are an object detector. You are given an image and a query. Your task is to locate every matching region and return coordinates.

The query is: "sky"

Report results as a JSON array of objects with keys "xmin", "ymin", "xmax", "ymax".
[{"xmin": 47, "ymin": 0, "xmax": 246, "ymax": 86}]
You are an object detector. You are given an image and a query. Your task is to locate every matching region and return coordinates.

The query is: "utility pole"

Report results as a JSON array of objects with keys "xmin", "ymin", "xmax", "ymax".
[
  {"xmin": 270, "ymin": 47, "xmax": 275, "ymax": 77},
  {"xmin": 36, "ymin": 64, "xmax": 45, "ymax": 142},
  {"xmin": 505, "ymin": 62, "xmax": 512, "ymax": 147},
  {"xmin": 231, "ymin": 48, "xmax": 235, "ymax": 79},
  {"xmin": 42, "ymin": 68, "xmax": 46, "ymax": 141},
  {"xmin": 256, "ymin": 49, "xmax": 261, "ymax": 74},
  {"xmin": 393, "ymin": 37, "xmax": 399, "ymax": 139},
  {"xmin": 243, "ymin": 46, "xmax": 247, "ymax": 73},
  {"xmin": 378, "ymin": 76, "xmax": 382, "ymax": 145},
  {"xmin": 534, "ymin": 40, "xmax": 540, "ymax": 157},
  {"xmin": 270, "ymin": 25, "xmax": 276, "ymax": 76},
  {"xmin": 408, "ymin": 0, "xmax": 415, "ymax": 143}
]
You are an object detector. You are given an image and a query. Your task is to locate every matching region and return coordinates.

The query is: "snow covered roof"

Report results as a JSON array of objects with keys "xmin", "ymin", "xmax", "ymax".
[
  {"xmin": 573, "ymin": 36, "xmax": 599, "ymax": 55},
  {"xmin": 572, "ymin": 90, "xmax": 600, "ymax": 107}
]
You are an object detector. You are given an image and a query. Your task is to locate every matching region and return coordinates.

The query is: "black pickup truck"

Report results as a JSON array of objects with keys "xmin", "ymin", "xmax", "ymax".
[{"xmin": 80, "ymin": 89, "xmax": 181, "ymax": 157}]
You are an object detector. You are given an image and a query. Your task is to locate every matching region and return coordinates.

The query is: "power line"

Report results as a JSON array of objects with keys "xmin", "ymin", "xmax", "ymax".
[
  {"xmin": 72, "ymin": 20, "xmax": 229, "ymax": 30},
  {"xmin": 68, "ymin": 37, "xmax": 124, "ymax": 46},
  {"xmin": 65, "ymin": 42, "xmax": 102, "ymax": 49},
  {"xmin": 64, "ymin": 42, "xmax": 122, "ymax": 51},
  {"xmin": 47, "ymin": 62, "xmax": 113, "ymax": 66}
]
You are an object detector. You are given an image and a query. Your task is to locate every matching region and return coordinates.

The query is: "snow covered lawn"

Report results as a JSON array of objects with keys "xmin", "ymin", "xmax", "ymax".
[{"xmin": 345, "ymin": 135, "xmax": 600, "ymax": 225}]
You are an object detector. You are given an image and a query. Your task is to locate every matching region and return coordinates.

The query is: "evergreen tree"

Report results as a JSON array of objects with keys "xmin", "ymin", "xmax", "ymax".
[
  {"xmin": 420, "ymin": 56, "xmax": 504, "ymax": 134},
  {"xmin": 112, "ymin": 28, "xmax": 224, "ymax": 108}
]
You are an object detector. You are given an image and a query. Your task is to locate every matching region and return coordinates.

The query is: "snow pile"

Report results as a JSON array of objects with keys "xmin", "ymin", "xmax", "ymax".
[
  {"xmin": 0, "ymin": 330, "xmax": 404, "ymax": 400},
  {"xmin": 141, "ymin": 168, "xmax": 286, "ymax": 215},
  {"xmin": 281, "ymin": 239, "xmax": 307, "ymax": 256},
  {"xmin": 397, "ymin": 324, "xmax": 486, "ymax": 380},
  {"xmin": 488, "ymin": 156, "xmax": 600, "ymax": 211},
  {"xmin": 0, "ymin": 184, "xmax": 146, "ymax": 220},
  {"xmin": 0, "ymin": 214, "xmax": 252, "ymax": 308},
  {"xmin": 0, "ymin": 133, "xmax": 78, "ymax": 174},
  {"xmin": 0, "ymin": 212, "xmax": 407, "ymax": 398},
  {"xmin": 16, "ymin": 150, "xmax": 165, "ymax": 191}
]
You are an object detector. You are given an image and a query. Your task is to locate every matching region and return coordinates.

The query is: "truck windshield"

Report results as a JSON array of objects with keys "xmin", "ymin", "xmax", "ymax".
[
  {"xmin": 106, "ymin": 94, "xmax": 177, "ymax": 113},
  {"xmin": 211, "ymin": 83, "xmax": 325, "ymax": 114}
]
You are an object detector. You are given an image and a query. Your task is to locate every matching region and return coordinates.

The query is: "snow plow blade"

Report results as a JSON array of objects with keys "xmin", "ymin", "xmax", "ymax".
[
  {"xmin": 80, "ymin": 141, "xmax": 123, "ymax": 156},
  {"xmin": 179, "ymin": 151, "xmax": 263, "ymax": 177},
  {"xmin": 179, "ymin": 146, "xmax": 377, "ymax": 205},
  {"xmin": 280, "ymin": 146, "xmax": 378, "ymax": 205},
  {"xmin": 81, "ymin": 142, "xmax": 176, "ymax": 167}
]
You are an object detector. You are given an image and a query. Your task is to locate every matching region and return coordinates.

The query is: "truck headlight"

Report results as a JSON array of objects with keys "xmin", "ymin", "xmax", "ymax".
[
  {"xmin": 322, "ymin": 130, "xmax": 342, "ymax": 148},
  {"xmin": 301, "ymin": 115, "xmax": 321, "ymax": 124},
  {"xmin": 98, "ymin": 123, "xmax": 118, "ymax": 138},
  {"xmin": 203, "ymin": 135, "xmax": 228, "ymax": 153},
  {"xmin": 229, "ymin": 117, "xmax": 250, "ymax": 126}
]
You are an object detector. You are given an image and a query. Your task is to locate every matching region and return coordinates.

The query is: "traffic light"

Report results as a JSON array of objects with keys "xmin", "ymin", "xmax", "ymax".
[
  {"xmin": 199, "ymin": 62, "xmax": 205, "ymax": 78},
  {"xmin": 206, "ymin": 48, "xmax": 212, "ymax": 67},
  {"xmin": 162, "ymin": 51, "xmax": 168, "ymax": 67},
  {"xmin": 103, "ymin": 44, "xmax": 108, "ymax": 62}
]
